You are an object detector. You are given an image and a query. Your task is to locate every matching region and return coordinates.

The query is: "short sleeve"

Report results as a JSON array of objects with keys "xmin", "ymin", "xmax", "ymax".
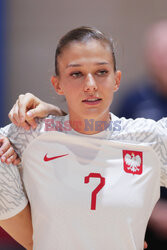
[
  {"xmin": 156, "ymin": 118, "xmax": 167, "ymax": 187},
  {"xmin": 0, "ymin": 162, "xmax": 28, "ymax": 220},
  {"xmin": 0, "ymin": 121, "xmax": 43, "ymax": 219},
  {"xmin": 0, "ymin": 115, "xmax": 66, "ymax": 219},
  {"xmin": 0, "ymin": 123, "xmax": 28, "ymax": 157},
  {"xmin": 0, "ymin": 120, "xmax": 44, "ymax": 157}
]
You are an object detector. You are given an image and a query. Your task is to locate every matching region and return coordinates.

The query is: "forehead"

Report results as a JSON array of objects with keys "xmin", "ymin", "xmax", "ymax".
[{"xmin": 58, "ymin": 40, "xmax": 114, "ymax": 67}]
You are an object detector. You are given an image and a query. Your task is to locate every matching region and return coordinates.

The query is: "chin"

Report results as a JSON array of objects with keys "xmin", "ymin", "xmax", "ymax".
[{"xmin": 82, "ymin": 110, "xmax": 106, "ymax": 120}]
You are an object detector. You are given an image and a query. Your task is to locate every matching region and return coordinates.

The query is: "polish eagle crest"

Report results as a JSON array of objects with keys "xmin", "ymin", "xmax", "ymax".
[{"xmin": 123, "ymin": 150, "xmax": 143, "ymax": 175}]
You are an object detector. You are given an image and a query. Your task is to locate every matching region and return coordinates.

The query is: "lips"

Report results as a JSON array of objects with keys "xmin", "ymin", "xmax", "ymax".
[
  {"xmin": 82, "ymin": 97, "xmax": 102, "ymax": 102},
  {"xmin": 82, "ymin": 97, "xmax": 102, "ymax": 105}
]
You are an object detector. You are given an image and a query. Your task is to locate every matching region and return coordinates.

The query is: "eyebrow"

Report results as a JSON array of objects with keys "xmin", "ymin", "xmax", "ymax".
[{"xmin": 66, "ymin": 62, "xmax": 109, "ymax": 68}]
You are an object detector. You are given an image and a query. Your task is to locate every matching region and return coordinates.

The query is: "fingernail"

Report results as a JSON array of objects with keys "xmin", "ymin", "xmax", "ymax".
[
  {"xmin": 6, "ymin": 159, "xmax": 11, "ymax": 163},
  {"xmin": 27, "ymin": 111, "xmax": 32, "ymax": 117},
  {"xmin": 1, "ymin": 156, "xmax": 5, "ymax": 162},
  {"xmin": 0, "ymin": 150, "xmax": 3, "ymax": 156}
]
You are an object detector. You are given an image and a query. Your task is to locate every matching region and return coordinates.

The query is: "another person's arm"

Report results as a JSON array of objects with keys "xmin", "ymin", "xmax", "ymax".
[
  {"xmin": 9, "ymin": 93, "xmax": 66, "ymax": 130},
  {"xmin": 0, "ymin": 158, "xmax": 32, "ymax": 249},
  {"xmin": 0, "ymin": 128, "xmax": 33, "ymax": 248},
  {"xmin": 0, "ymin": 204, "xmax": 33, "ymax": 250}
]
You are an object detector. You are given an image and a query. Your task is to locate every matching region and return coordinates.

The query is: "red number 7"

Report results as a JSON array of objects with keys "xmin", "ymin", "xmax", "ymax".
[{"xmin": 84, "ymin": 173, "xmax": 105, "ymax": 210}]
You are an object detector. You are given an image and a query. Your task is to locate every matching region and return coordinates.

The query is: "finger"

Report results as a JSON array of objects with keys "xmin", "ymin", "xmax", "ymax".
[
  {"xmin": 18, "ymin": 93, "xmax": 40, "ymax": 122},
  {"xmin": 1, "ymin": 147, "xmax": 15, "ymax": 163},
  {"xmin": 12, "ymin": 116, "xmax": 20, "ymax": 127},
  {"xmin": 144, "ymin": 241, "xmax": 148, "ymax": 249},
  {"xmin": 9, "ymin": 94, "xmax": 32, "ymax": 125},
  {"xmin": 10, "ymin": 101, "xmax": 23, "ymax": 125},
  {"xmin": 25, "ymin": 116, "xmax": 38, "ymax": 129},
  {"xmin": 18, "ymin": 94, "xmax": 32, "ymax": 123},
  {"xmin": 0, "ymin": 138, "xmax": 11, "ymax": 154},
  {"xmin": 8, "ymin": 107, "xmax": 20, "ymax": 126},
  {"xmin": 8, "ymin": 108, "xmax": 14, "ymax": 123},
  {"xmin": 6, "ymin": 153, "xmax": 17, "ymax": 164},
  {"xmin": 19, "ymin": 121, "xmax": 31, "ymax": 130},
  {"xmin": 25, "ymin": 106, "xmax": 45, "ymax": 128},
  {"xmin": 9, "ymin": 107, "xmax": 31, "ymax": 130},
  {"xmin": 12, "ymin": 100, "xmax": 21, "ymax": 124},
  {"xmin": 0, "ymin": 149, "xmax": 3, "ymax": 156},
  {"xmin": 0, "ymin": 136, "xmax": 4, "ymax": 152},
  {"xmin": 13, "ymin": 157, "xmax": 21, "ymax": 165},
  {"xmin": 28, "ymin": 107, "xmax": 46, "ymax": 120},
  {"xmin": 26, "ymin": 107, "xmax": 42, "ymax": 118},
  {"xmin": 8, "ymin": 104, "xmax": 19, "ymax": 125}
]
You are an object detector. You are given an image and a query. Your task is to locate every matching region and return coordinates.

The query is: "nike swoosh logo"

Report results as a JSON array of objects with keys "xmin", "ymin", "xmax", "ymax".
[{"xmin": 44, "ymin": 153, "xmax": 69, "ymax": 161}]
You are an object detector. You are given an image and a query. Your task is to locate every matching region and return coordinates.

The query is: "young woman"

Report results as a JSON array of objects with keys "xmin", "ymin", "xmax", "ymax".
[{"xmin": 0, "ymin": 26, "xmax": 166, "ymax": 250}]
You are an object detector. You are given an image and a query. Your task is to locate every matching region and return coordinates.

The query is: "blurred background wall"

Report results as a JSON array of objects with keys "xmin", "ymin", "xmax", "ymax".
[
  {"xmin": 2, "ymin": 0, "xmax": 167, "ymax": 125},
  {"xmin": 0, "ymin": 0, "xmax": 6, "ymax": 126},
  {"xmin": 0, "ymin": 0, "xmax": 167, "ymax": 249}
]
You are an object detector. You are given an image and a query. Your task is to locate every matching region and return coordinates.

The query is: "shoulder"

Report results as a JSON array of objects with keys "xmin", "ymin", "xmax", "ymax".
[
  {"xmin": 155, "ymin": 118, "xmax": 167, "ymax": 149},
  {"xmin": 112, "ymin": 114, "xmax": 167, "ymax": 149},
  {"xmin": 157, "ymin": 117, "xmax": 167, "ymax": 129},
  {"xmin": 110, "ymin": 114, "xmax": 158, "ymax": 144},
  {"xmin": 155, "ymin": 118, "xmax": 167, "ymax": 187},
  {"xmin": 0, "ymin": 115, "xmax": 68, "ymax": 156},
  {"xmin": 117, "ymin": 115, "xmax": 156, "ymax": 134}
]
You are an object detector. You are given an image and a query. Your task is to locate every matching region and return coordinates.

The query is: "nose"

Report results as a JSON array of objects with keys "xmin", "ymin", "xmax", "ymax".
[{"xmin": 84, "ymin": 74, "xmax": 97, "ymax": 92}]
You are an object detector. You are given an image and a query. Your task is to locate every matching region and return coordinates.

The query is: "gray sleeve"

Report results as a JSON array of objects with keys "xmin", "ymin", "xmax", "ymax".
[
  {"xmin": 0, "ymin": 123, "xmax": 27, "ymax": 157},
  {"xmin": 156, "ymin": 118, "xmax": 167, "ymax": 187},
  {"xmin": 0, "ymin": 162, "xmax": 28, "ymax": 220},
  {"xmin": 0, "ymin": 120, "xmax": 44, "ymax": 219},
  {"xmin": 0, "ymin": 120, "xmax": 44, "ymax": 157}
]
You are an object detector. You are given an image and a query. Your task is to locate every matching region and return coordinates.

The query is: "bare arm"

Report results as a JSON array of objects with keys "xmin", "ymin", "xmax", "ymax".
[
  {"xmin": 148, "ymin": 200, "xmax": 167, "ymax": 238},
  {"xmin": 0, "ymin": 204, "xmax": 33, "ymax": 250},
  {"xmin": 8, "ymin": 93, "xmax": 66, "ymax": 130}
]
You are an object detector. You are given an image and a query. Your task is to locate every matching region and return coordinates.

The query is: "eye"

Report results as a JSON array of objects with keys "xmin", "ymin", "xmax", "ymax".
[
  {"xmin": 96, "ymin": 70, "xmax": 109, "ymax": 76},
  {"xmin": 70, "ymin": 71, "xmax": 82, "ymax": 78}
]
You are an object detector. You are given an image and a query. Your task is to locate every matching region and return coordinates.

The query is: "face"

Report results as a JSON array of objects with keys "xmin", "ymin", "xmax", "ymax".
[
  {"xmin": 52, "ymin": 40, "xmax": 121, "ymax": 122},
  {"xmin": 146, "ymin": 28, "xmax": 167, "ymax": 93}
]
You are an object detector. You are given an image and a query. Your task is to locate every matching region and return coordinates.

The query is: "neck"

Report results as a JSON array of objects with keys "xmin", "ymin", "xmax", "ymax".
[{"xmin": 69, "ymin": 112, "xmax": 111, "ymax": 135}]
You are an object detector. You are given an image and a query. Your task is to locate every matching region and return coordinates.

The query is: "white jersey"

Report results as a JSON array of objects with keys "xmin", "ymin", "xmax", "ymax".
[{"xmin": 0, "ymin": 114, "xmax": 167, "ymax": 250}]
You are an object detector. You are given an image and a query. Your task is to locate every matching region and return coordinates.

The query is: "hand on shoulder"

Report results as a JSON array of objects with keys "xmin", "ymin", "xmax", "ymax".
[{"xmin": 8, "ymin": 93, "xmax": 65, "ymax": 130}]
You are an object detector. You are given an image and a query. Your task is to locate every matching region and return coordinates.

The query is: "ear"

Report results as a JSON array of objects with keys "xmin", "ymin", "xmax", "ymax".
[
  {"xmin": 51, "ymin": 76, "xmax": 64, "ymax": 95},
  {"xmin": 113, "ymin": 70, "xmax": 121, "ymax": 92}
]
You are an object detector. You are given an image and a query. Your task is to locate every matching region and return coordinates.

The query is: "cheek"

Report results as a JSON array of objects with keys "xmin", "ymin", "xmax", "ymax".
[
  {"xmin": 61, "ymin": 82, "xmax": 80, "ymax": 101},
  {"xmin": 102, "ymin": 80, "xmax": 116, "ymax": 99},
  {"xmin": 103, "ymin": 78, "xmax": 115, "ymax": 92},
  {"xmin": 64, "ymin": 84, "xmax": 78, "ymax": 94}
]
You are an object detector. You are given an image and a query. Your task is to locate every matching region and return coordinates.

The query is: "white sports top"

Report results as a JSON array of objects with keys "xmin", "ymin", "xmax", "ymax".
[{"xmin": 0, "ymin": 114, "xmax": 167, "ymax": 250}]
